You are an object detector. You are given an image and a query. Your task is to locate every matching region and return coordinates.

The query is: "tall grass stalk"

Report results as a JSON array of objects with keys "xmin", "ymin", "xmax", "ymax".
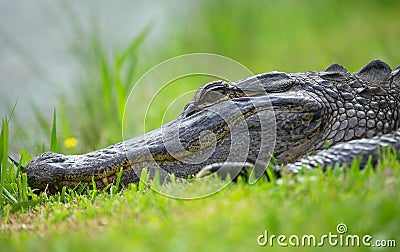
[
  {"xmin": 57, "ymin": 24, "xmax": 152, "ymax": 152},
  {"xmin": 0, "ymin": 117, "xmax": 9, "ymax": 202},
  {"xmin": 0, "ymin": 117, "xmax": 36, "ymax": 216},
  {"xmin": 49, "ymin": 109, "xmax": 58, "ymax": 152}
]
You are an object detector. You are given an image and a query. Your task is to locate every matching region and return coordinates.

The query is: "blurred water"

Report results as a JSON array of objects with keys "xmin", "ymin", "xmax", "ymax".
[{"xmin": 0, "ymin": 0, "xmax": 186, "ymax": 122}]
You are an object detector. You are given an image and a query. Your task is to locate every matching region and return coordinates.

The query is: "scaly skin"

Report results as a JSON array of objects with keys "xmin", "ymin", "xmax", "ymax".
[{"xmin": 25, "ymin": 60, "xmax": 400, "ymax": 192}]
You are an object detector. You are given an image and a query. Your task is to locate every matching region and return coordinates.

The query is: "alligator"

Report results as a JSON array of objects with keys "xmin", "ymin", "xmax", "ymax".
[{"xmin": 25, "ymin": 60, "xmax": 400, "ymax": 193}]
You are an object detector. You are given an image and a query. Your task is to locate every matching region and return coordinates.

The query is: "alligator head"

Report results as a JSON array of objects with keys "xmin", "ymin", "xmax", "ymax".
[{"xmin": 25, "ymin": 60, "xmax": 400, "ymax": 193}]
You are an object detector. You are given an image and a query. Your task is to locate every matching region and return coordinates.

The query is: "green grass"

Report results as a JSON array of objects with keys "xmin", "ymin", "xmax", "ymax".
[
  {"xmin": 0, "ymin": 154, "xmax": 399, "ymax": 251},
  {"xmin": 1, "ymin": 0, "xmax": 400, "ymax": 251}
]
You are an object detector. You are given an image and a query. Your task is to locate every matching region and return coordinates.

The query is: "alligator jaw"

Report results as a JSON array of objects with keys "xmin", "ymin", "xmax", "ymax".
[
  {"xmin": 25, "ymin": 86, "xmax": 327, "ymax": 193},
  {"xmin": 24, "ymin": 95, "xmax": 275, "ymax": 192}
]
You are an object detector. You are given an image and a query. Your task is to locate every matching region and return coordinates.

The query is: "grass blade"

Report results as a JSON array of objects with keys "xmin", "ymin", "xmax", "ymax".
[
  {"xmin": 111, "ymin": 167, "xmax": 124, "ymax": 195},
  {"xmin": 50, "ymin": 109, "xmax": 58, "ymax": 152},
  {"xmin": 2, "ymin": 187, "xmax": 17, "ymax": 204},
  {"xmin": 0, "ymin": 117, "xmax": 9, "ymax": 203},
  {"xmin": 7, "ymin": 97, "xmax": 19, "ymax": 123},
  {"xmin": 138, "ymin": 169, "xmax": 149, "ymax": 193}
]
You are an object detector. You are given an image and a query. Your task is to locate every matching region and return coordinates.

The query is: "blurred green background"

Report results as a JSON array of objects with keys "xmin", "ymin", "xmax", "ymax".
[
  {"xmin": 0, "ymin": 0, "xmax": 399, "ymax": 155},
  {"xmin": 169, "ymin": 0, "xmax": 399, "ymax": 72}
]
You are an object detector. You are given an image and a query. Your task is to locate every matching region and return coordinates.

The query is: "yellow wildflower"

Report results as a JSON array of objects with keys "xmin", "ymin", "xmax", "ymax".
[{"xmin": 64, "ymin": 137, "xmax": 78, "ymax": 149}]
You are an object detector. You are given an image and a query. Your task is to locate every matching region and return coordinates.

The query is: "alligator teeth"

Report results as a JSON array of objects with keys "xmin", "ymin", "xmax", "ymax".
[{"xmin": 102, "ymin": 177, "xmax": 110, "ymax": 186}]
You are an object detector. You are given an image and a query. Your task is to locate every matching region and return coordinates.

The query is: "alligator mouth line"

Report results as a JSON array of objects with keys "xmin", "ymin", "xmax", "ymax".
[
  {"xmin": 47, "ymin": 110, "xmax": 315, "ymax": 191},
  {"xmin": 98, "ymin": 105, "xmax": 276, "ymax": 173}
]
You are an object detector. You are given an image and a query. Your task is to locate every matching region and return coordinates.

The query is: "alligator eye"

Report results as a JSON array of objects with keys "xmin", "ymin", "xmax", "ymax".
[
  {"xmin": 182, "ymin": 89, "xmax": 226, "ymax": 118},
  {"xmin": 183, "ymin": 81, "xmax": 237, "ymax": 118},
  {"xmin": 194, "ymin": 81, "xmax": 233, "ymax": 105},
  {"xmin": 199, "ymin": 89, "xmax": 227, "ymax": 104}
]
